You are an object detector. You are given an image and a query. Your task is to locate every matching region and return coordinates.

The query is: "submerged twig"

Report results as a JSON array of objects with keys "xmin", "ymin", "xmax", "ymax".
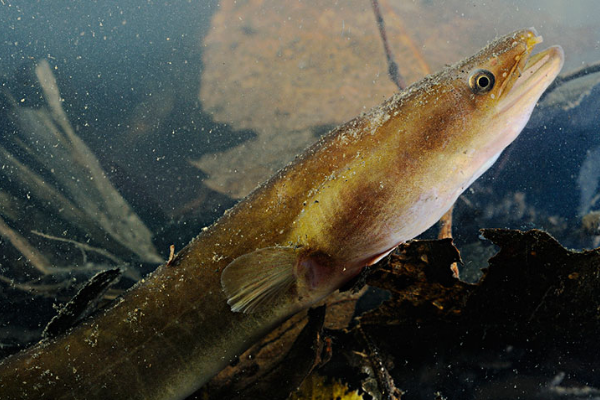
[
  {"xmin": 371, "ymin": 0, "xmax": 405, "ymax": 90},
  {"xmin": 30, "ymin": 230, "xmax": 141, "ymax": 282},
  {"xmin": 0, "ymin": 260, "xmax": 127, "ymax": 298},
  {"xmin": 438, "ymin": 208, "xmax": 459, "ymax": 278},
  {"xmin": 0, "ymin": 275, "xmax": 72, "ymax": 296},
  {"xmin": 32, "ymin": 230, "xmax": 123, "ymax": 265},
  {"xmin": 166, "ymin": 244, "xmax": 175, "ymax": 266},
  {"xmin": 0, "ymin": 216, "xmax": 51, "ymax": 274}
]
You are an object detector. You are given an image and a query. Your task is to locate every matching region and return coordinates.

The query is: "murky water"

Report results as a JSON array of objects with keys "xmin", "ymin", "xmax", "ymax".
[{"xmin": 1, "ymin": 1, "xmax": 600, "ymax": 399}]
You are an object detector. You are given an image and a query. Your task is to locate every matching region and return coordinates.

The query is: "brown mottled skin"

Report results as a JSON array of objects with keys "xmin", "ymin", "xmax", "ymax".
[{"xmin": 0, "ymin": 28, "xmax": 562, "ymax": 399}]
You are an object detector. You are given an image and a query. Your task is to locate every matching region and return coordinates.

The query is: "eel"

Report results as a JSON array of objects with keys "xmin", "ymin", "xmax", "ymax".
[{"xmin": 0, "ymin": 28, "xmax": 563, "ymax": 399}]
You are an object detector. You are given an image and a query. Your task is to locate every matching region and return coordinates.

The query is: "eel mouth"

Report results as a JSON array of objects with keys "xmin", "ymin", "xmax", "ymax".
[{"xmin": 498, "ymin": 35, "xmax": 564, "ymax": 113}]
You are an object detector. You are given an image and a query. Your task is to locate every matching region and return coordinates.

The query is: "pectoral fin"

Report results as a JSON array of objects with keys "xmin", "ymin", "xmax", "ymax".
[{"xmin": 221, "ymin": 247, "xmax": 300, "ymax": 313}]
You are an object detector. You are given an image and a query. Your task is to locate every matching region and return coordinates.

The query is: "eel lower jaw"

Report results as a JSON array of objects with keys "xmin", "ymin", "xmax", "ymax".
[{"xmin": 497, "ymin": 45, "xmax": 564, "ymax": 115}]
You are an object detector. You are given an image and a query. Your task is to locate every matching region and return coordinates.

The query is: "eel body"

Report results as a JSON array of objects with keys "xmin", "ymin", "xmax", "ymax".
[{"xmin": 0, "ymin": 28, "xmax": 563, "ymax": 399}]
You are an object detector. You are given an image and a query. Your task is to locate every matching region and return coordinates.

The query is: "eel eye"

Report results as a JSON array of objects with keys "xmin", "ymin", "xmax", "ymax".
[{"xmin": 469, "ymin": 69, "xmax": 495, "ymax": 94}]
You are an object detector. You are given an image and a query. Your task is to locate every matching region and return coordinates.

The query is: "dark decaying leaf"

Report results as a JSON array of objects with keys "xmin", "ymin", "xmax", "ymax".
[
  {"xmin": 199, "ymin": 230, "xmax": 600, "ymax": 399},
  {"xmin": 357, "ymin": 229, "xmax": 600, "ymax": 399},
  {"xmin": 42, "ymin": 268, "xmax": 122, "ymax": 339}
]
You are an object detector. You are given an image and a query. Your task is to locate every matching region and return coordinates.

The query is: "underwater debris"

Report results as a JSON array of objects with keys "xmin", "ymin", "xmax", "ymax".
[
  {"xmin": 370, "ymin": 0, "xmax": 407, "ymax": 90},
  {"xmin": 0, "ymin": 214, "xmax": 52, "ymax": 274},
  {"xmin": 0, "ymin": 59, "xmax": 161, "ymax": 348},
  {"xmin": 200, "ymin": 229, "xmax": 600, "ymax": 399},
  {"xmin": 0, "ymin": 60, "xmax": 161, "ymax": 266},
  {"xmin": 42, "ymin": 268, "xmax": 122, "ymax": 339},
  {"xmin": 359, "ymin": 229, "xmax": 600, "ymax": 399}
]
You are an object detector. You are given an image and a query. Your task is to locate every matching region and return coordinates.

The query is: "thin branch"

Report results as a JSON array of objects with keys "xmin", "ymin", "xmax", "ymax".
[
  {"xmin": 371, "ymin": 0, "xmax": 406, "ymax": 90},
  {"xmin": 31, "ymin": 230, "xmax": 141, "ymax": 282},
  {"xmin": 438, "ymin": 207, "xmax": 459, "ymax": 278},
  {"xmin": 0, "ymin": 274, "xmax": 74, "ymax": 296},
  {"xmin": 0, "ymin": 215, "xmax": 51, "ymax": 274},
  {"xmin": 31, "ymin": 230, "xmax": 123, "ymax": 265}
]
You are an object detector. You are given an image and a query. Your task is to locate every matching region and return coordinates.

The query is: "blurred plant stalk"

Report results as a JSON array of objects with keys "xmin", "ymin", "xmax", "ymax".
[{"xmin": 0, "ymin": 60, "xmax": 162, "ymax": 287}]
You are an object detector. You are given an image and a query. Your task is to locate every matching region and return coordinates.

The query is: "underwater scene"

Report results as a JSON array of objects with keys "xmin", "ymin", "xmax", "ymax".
[{"xmin": 1, "ymin": 1, "xmax": 600, "ymax": 399}]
